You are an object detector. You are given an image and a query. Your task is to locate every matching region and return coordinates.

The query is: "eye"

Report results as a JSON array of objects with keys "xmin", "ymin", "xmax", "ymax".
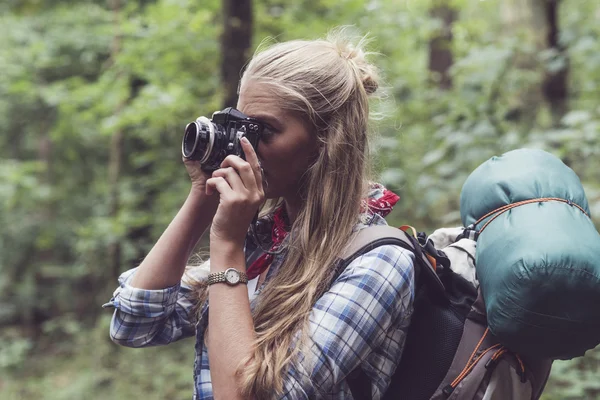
[{"xmin": 261, "ymin": 125, "xmax": 278, "ymax": 141}]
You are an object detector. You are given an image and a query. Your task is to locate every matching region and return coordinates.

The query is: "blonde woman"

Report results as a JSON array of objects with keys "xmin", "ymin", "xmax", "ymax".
[{"xmin": 105, "ymin": 30, "xmax": 415, "ymax": 399}]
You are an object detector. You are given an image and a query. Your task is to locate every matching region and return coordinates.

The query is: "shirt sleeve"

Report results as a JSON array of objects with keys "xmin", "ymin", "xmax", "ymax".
[
  {"xmin": 103, "ymin": 267, "xmax": 200, "ymax": 348},
  {"xmin": 283, "ymin": 244, "xmax": 415, "ymax": 398}
]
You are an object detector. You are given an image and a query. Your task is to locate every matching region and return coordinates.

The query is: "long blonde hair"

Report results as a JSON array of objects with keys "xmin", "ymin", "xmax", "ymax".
[{"xmin": 196, "ymin": 28, "xmax": 381, "ymax": 398}]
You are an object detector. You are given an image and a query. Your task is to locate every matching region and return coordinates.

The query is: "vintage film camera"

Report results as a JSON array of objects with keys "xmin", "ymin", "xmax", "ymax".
[{"xmin": 182, "ymin": 107, "xmax": 263, "ymax": 171}]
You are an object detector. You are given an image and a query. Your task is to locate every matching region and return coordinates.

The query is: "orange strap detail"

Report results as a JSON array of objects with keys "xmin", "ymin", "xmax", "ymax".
[
  {"xmin": 468, "ymin": 328, "xmax": 489, "ymax": 366},
  {"xmin": 491, "ymin": 347, "xmax": 508, "ymax": 361},
  {"xmin": 399, "ymin": 225, "xmax": 437, "ymax": 271},
  {"xmin": 425, "ymin": 253, "xmax": 437, "ymax": 271},
  {"xmin": 451, "ymin": 344, "xmax": 528, "ymax": 389},
  {"xmin": 449, "ymin": 328, "xmax": 490, "ymax": 388},
  {"xmin": 450, "ymin": 344, "xmax": 502, "ymax": 388},
  {"xmin": 399, "ymin": 225, "xmax": 418, "ymax": 238},
  {"xmin": 515, "ymin": 353, "xmax": 526, "ymax": 374},
  {"xmin": 476, "ymin": 197, "xmax": 589, "ymax": 235}
]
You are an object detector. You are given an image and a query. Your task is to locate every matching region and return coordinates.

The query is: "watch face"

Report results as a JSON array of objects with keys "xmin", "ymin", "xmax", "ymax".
[{"xmin": 225, "ymin": 269, "xmax": 240, "ymax": 285}]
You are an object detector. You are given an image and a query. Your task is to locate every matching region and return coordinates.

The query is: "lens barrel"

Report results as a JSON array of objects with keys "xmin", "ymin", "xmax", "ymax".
[{"xmin": 182, "ymin": 116, "xmax": 214, "ymax": 162}]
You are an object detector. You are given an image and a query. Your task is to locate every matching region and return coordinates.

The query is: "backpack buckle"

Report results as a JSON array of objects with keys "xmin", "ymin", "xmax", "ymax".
[{"xmin": 457, "ymin": 224, "xmax": 479, "ymax": 241}]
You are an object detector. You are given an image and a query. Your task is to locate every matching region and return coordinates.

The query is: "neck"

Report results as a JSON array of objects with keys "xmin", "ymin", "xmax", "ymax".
[{"xmin": 283, "ymin": 196, "xmax": 303, "ymax": 225}]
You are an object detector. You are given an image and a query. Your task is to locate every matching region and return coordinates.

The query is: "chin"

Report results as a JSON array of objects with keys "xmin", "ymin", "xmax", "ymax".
[
  {"xmin": 262, "ymin": 173, "xmax": 279, "ymax": 198},
  {"xmin": 264, "ymin": 188, "xmax": 280, "ymax": 200}
]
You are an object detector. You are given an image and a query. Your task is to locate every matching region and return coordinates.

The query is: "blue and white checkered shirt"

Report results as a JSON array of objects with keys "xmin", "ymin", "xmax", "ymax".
[{"xmin": 104, "ymin": 214, "xmax": 415, "ymax": 399}]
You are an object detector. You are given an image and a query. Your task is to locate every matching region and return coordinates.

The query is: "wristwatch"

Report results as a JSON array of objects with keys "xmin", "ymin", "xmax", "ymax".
[{"xmin": 207, "ymin": 268, "xmax": 249, "ymax": 286}]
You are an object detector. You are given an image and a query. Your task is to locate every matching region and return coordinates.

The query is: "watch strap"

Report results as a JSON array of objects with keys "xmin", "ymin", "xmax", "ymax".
[{"xmin": 207, "ymin": 269, "xmax": 249, "ymax": 285}]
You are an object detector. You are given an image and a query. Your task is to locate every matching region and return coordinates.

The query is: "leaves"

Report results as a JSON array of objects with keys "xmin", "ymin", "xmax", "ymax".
[{"xmin": 1, "ymin": 0, "xmax": 600, "ymax": 398}]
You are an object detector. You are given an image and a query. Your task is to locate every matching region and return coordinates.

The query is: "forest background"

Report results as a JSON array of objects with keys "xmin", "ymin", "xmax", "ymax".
[{"xmin": 1, "ymin": 0, "xmax": 599, "ymax": 398}]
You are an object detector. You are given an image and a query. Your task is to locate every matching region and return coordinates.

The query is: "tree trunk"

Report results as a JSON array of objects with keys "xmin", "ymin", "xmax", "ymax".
[
  {"xmin": 108, "ymin": 135, "xmax": 124, "ymax": 281},
  {"xmin": 108, "ymin": 3, "xmax": 153, "ymax": 283},
  {"xmin": 24, "ymin": 120, "xmax": 54, "ymax": 338},
  {"xmin": 108, "ymin": 0, "xmax": 124, "ymax": 283},
  {"xmin": 541, "ymin": 0, "xmax": 568, "ymax": 126},
  {"xmin": 428, "ymin": 0, "xmax": 456, "ymax": 90},
  {"xmin": 500, "ymin": 0, "xmax": 545, "ymax": 132},
  {"xmin": 221, "ymin": 0, "xmax": 253, "ymax": 108},
  {"xmin": 501, "ymin": 0, "xmax": 568, "ymax": 128}
]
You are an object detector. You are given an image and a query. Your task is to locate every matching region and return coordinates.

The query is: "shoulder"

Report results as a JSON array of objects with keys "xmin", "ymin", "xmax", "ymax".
[
  {"xmin": 330, "ymin": 216, "xmax": 416, "ymax": 305},
  {"xmin": 349, "ymin": 213, "xmax": 415, "ymax": 279},
  {"xmin": 311, "ymin": 239, "xmax": 415, "ymax": 354},
  {"xmin": 338, "ymin": 243, "xmax": 415, "ymax": 290}
]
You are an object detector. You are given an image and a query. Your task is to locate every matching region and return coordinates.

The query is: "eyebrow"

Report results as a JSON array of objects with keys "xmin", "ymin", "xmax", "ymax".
[{"xmin": 248, "ymin": 113, "xmax": 281, "ymax": 128}]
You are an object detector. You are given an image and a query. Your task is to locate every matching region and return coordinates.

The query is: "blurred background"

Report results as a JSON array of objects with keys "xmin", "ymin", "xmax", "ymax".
[{"xmin": 1, "ymin": 0, "xmax": 599, "ymax": 398}]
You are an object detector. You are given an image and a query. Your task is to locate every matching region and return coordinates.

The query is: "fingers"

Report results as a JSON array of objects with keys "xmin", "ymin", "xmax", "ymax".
[
  {"xmin": 206, "ymin": 173, "xmax": 263, "ymax": 210},
  {"xmin": 210, "ymin": 161, "xmax": 264, "ymax": 206},
  {"xmin": 205, "ymin": 176, "xmax": 233, "ymax": 197},
  {"xmin": 182, "ymin": 155, "xmax": 201, "ymax": 172},
  {"xmin": 212, "ymin": 166, "xmax": 247, "ymax": 192},
  {"xmin": 220, "ymin": 139, "xmax": 263, "ymax": 194},
  {"xmin": 182, "ymin": 156, "xmax": 212, "ymax": 192},
  {"xmin": 219, "ymin": 158, "xmax": 257, "ymax": 193},
  {"xmin": 240, "ymin": 137, "xmax": 264, "ymax": 192}
]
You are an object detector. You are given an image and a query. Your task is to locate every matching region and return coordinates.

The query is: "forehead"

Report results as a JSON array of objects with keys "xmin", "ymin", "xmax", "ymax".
[{"xmin": 236, "ymin": 81, "xmax": 283, "ymax": 118}]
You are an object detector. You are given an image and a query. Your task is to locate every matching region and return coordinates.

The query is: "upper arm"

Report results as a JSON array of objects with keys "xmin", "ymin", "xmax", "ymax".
[{"xmin": 286, "ymin": 245, "xmax": 415, "ymax": 397}]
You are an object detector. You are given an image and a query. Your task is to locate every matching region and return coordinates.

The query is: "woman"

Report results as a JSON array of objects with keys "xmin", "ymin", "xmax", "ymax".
[{"xmin": 105, "ymin": 29, "xmax": 415, "ymax": 399}]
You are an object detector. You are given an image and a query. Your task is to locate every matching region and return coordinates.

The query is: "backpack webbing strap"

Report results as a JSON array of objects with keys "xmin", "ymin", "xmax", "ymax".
[
  {"xmin": 339, "ymin": 225, "xmax": 415, "ymax": 260},
  {"xmin": 334, "ymin": 225, "xmax": 445, "ymax": 298},
  {"xmin": 345, "ymin": 368, "xmax": 372, "ymax": 400},
  {"xmin": 330, "ymin": 225, "xmax": 447, "ymax": 400}
]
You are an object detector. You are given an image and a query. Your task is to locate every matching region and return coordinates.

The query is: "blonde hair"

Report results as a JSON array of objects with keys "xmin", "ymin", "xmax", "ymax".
[{"xmin": 195, "ymin": 27, "xmax": 381, "ymax": 398}]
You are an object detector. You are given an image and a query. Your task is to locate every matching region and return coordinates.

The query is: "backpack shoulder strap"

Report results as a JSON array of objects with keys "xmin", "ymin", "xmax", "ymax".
[
  {"xmin": 333, "ymin": 225, "xmax": 446, "ymax": 298},
  {"xmin": 331, "ymin": 225, "xmax": 448, "ymax": 400},
  {"xmin": 339, "ymin": 225, "xmax": 408, "ymax": 260}
]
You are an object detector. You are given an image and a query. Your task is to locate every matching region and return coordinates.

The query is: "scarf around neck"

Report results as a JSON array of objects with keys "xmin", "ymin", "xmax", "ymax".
[{"xmin": 245, "ymin": 184, "xmax": 399, "ymax": 280}]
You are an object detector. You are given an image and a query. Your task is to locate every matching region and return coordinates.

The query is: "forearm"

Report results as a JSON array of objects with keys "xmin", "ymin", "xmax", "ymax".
[
  {"xmin": 130, "ymin": 188, "xmax": 218, "ymax": 290},
  {"xmin": 207, "ymin": 242, "xmax": 255, "ymax": 400}
]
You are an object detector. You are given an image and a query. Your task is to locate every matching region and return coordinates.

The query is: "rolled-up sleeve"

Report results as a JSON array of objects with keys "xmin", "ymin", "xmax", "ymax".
[
  {"xmin": 103, "ymin": 267, "xmax": 198, "ymax": 348},
  {"xmin": 283, "ymin": 244, "xmax": 415, "ymax": 399}
]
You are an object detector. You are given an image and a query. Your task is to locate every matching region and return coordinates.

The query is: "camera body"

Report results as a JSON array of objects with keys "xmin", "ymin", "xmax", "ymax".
[{"xmin": 182, "ymin": 107, "xmax": 263, "ymax": 172}]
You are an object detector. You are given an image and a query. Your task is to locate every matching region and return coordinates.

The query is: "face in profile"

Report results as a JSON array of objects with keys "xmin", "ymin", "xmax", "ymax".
[{"xmin": 237, "ymin": 81, "xmax": 318, "ymax": 201}]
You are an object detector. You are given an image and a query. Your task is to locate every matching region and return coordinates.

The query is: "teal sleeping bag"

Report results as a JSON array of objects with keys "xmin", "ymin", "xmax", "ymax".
[{"xmin": 460, "ymin": 148, "xmax": 600, "ymax": 360}]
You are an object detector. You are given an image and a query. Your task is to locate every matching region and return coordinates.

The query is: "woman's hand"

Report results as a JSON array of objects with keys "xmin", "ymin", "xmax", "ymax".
[
  {"xmin": 183, "ymin": 156, "xmax": 212, "ymax": 195},
  {"xmin": 206, "ymin": 137, "xmax": 265, "ymax": 247}
]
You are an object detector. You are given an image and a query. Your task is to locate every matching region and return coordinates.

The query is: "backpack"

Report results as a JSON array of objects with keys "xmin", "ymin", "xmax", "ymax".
[{"xmin": 333, "ymin": 224, "xmax": 553, "ymax": 400}]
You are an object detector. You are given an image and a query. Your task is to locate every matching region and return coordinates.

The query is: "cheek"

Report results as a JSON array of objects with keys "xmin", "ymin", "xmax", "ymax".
[
  {"xmin": 257, "ymin": 131, "xmax": 318, "ymax": 180},
  {"xmin": 258, "ymin": 144, "xmax": 299, "ymax": 183},
  {"xmin": 256, "ymin": 144, "xmax": 273, "ymax": 168}
]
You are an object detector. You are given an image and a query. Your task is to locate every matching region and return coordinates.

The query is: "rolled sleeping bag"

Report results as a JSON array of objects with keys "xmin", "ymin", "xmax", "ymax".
[{"xmin": 460, "ymin": 148, "xmax": 600, "ymax": 360}]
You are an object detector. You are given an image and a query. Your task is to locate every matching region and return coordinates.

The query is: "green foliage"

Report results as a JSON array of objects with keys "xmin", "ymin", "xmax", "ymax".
[
  {"xmin": 542, "ymin": 346, "xmax": 600, "ymax": 400},
  {"xmin": 1, "ymin": 315, "xmax": 194, "ymax": 400},
  {"xmin": 0, "ymin": 328, "xmax": 33, "ymax": 371},
  {"xmin": 1, "ymin": 0, "xmax": 600, "ymax": 398}
]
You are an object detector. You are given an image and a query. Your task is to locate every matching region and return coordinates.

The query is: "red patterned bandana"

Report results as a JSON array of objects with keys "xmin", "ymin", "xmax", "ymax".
[
  {"xmin": 245, "ymin": 185, "xmax": 400, "ymax": 280},
  {"xmin": 362, "ymin": 183, "xmax": 401, "ymax": 216}
]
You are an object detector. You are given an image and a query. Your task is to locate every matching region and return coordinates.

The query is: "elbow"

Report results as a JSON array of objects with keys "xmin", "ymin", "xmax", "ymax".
[
  {"xmin": 109, "ymin": 328, "xmax": 158, "ymax": 348},
  {"xmin": 110, "ymin": 332, "xmax": 131, "ymax": 347},
  {"xmin": 109, "ymin": 326, "xmax": 141, "ymax": 348},
  {"xmin": 108, "ymin": 312, "xmax": 156, "ymax": 348}
]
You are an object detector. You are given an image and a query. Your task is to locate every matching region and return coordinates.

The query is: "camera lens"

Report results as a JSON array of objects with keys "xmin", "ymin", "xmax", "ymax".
[
  {"xmin": 182, "ymin": 123, "xmax": 199, "ymax": 157},
  {"xmin": 182, "ymin": 117, "xmax": 214, "ymax": 162}
]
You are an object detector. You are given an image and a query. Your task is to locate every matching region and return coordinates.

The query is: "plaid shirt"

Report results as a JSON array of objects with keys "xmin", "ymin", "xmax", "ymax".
[{"xmin": 104, "ymin": 214, "xmax": 415, "ymax": 399}]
